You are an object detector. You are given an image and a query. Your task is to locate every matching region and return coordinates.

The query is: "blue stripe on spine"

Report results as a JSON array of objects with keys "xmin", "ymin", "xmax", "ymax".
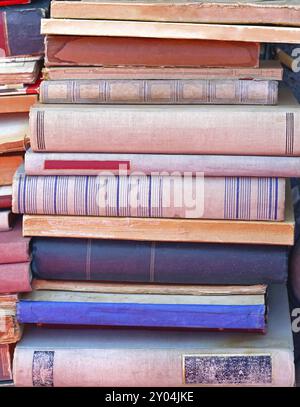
[
  {"xmin": 53, "ymin": 176, "xmax": 58, "ymax": 215},
  {"xmin": 85, "ymin": 176, "xmax": 89, "ymax": 216},
  {"xmin": 236, "ymin": 177, "xmax": 240, "ymax": 219},
  {"xmin": 274, "ymin": 178, "xmax": 278, "ymax": 221},
  {"xmin": 268, "ymin": 178, "xmax": 272, "ymax": 220}
]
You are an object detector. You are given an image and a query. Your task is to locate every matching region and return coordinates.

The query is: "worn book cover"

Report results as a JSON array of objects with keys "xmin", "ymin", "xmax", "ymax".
[
  {"xmin": 12, "ymin": 285, "xmax": 295, "ymax": 386},
  {"xmin": 0, "ymin": 154, "xmax": 23, "ymax": 185},
  {"xmin": 50, "ymin": 0, "xmax": 300, "ymax": 27},
  {"xmin": 45, "ymin": 35, "xmax": 260, "ymax": 68},
  {"xmin": 0, "ymin": 57, "xmax": 41, "ymax": 85},
  {"xmin": 0, "ymin": 217, "xmax": 30, "ymax": 264},
  {"xmin": 0, "ymin": 114, "xmax": 29, "ymax": 154}
]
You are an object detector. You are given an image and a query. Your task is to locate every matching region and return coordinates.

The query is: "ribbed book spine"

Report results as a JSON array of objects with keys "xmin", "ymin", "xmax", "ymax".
[
  {"xmin": 39, "ymin": 79, "xmax": 278, "ymax": 105},
  {"xmin": 12, "ymin": 173, "xmax": 285, "ymax": 221}
]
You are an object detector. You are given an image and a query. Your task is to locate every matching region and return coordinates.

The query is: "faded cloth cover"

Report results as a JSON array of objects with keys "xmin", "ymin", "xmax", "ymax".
[
  {"xmin": 28, "ymin": 89, "xmax": 300, "ymax": 156},
  {"xmin": 12, "ymin": 170, "xmax": 286, "ymax": 221},
  {"xmin": 0, "ymin": 262, "xmax": 31, "ymax": 293},
  {"xmin": 31, "ymin": 237, "xmax": 288, "ymax": 284},
  {"xmin": 0, "ymin": 218, "xmax": 30, "ymax": 264},
  {"xmin": 17, "ymin": 290, "xmax": 266, "ymax": 331},
  {"xmin": 12, "ymin": 285, "xmax": 295, "ymax": 387},
  {"xmin": 39, "ymin": 79, "xmax": 278, "ymax": 105},
  {"xmin": 45, "ymin": 36, "xmax": 260, "ymax": 68},
  {"xmin": 24, "ymin": 150, "xmax": 300, "ymax": 178},
  {"xmin": 0, "ymin": 0, "xmax": 50, "ymax": 58}
]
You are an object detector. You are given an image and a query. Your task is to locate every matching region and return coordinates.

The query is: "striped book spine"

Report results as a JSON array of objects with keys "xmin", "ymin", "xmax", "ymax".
[{"xmin": 12, "ymin": 171, "xmax": 285, "ymax": 221}]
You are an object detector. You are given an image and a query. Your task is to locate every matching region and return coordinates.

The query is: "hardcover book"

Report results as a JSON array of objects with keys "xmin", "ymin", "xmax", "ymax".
[
  {"xmin": 0, "ymin": 0, "xmax": 50, "ymax": 58},
  {"xmin": 43, "ymin": 60, "xmax": 283, "ymax": 81},
  {"xmin": 12, "ymin": 169, "xmax": 286, "ymax": 221},
  {"xmin": 0, "ymin": 344, "xmax": 12, "ymax": 383},
  {"xmin": 31, "ymin": 237, "xmax": 288, "ymax": 285},
  {"xmin": 39, "ymin": 79, "xmax": 278, "ymax": 105},
  {"xmin": 41, "ymin": 18, "xmax": 300, "ymax": 44},
  {"xmin": 17, "ymin": 288, "xmax": 267, "ymax": 331},
  {"xmin": 0, "ymin": 294, "xmax": 21, "ymax": 344},
  {"xmin": 0, "ymin": 114, "xmax": 29, "ymax": 154},
  {"xmin": 24, "ymin": 150, "xmax": 300, "ymax": 178},
  {"xmin": 50, "ymin": 0, "xmax": 300, "ymax": 27},
  {"xmin": 0, "ymin": 185, "xmax": 11, "ymax": 208},
  {"xmin": 0, "ymin": 263, "xmax": 31, "ymax": 293},
  {"xmin": 45, "ymin": 36, "xmax": 260, "ymax": 68},
  {"xmin": 0, "ymin": 57, "xmax": 41, "ymax": 85},
  {"xmin": 0, "ymin": 155, "xmax": 23, "ymax": 185},
  {"xmin": 12, "ymin": 285, "xmax": 295, "ymax": 387},
  {"xmin": 28, "ymin": 89, "xmax": 300, "ymax": 156},
  {"xmin": 0, "ymin": 218, "xmax": 30, "ymax": 264},
  {"xmin": 0, "ymin": 94, "xmax": 37, "ymax": 113}
]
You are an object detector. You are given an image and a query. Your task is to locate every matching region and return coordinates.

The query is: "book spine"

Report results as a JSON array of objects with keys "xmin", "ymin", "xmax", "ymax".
[
  {"xmin": 0, "ymin": 316, "xmax": 21, "ymax": 345},
  {"xmin": 45, "ymin": 35, "xmax": 260, "ymax": 68},
  {"xmin": 0, "ymin": 155, "xmax": 23, "ymax": 186},
  {"xmin": 24, "ymin": 151, "xmax": 300, "ymax": 178},
  {"xmin": 39, "ymin": 79, "xmax": 278, "ymax": 105},
  {"xmin": 12, "ymin": 173, "xmax": 285, "ymax": 221},
  {"xmin": 29, "ymin": 106, "xmax": 300, "ymax": 156},
  {"xmin": 0, "ymin": 196, "xmax": 12, "ymax": 209},
  {"xmin": 13, "ymin": 347, "xmax": 294, "ymax": 386},
  {"xmin": 0, "ymin": 263, "xmax": 31, "ymax": 293},
  {"xmin": 16, "ymin": 301, "xmax": 265, "ymax": 330},
  {"xmin": 0, "ymin": 5, "xmax": 48, "ymax": 58},
  {"xmin": 0, "ymin": 345, "xmax": 12, "ymax": 382}
]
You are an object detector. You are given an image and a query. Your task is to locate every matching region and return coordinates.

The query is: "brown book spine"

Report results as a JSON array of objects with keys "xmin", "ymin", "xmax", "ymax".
[
  {"xmin": 0, "ymin": 345, "xmax": 12, "ymax": 381},
  {"xmin": 0, "ymin": 155, "xmax": 23, "ymax": 186},
  {"xmin": 45, "ymin": 36, "xmax": 260, "ymax": 68},
  {"xmin": 40, "ymin": 79, "xmax": 278, "ymax": 105},
  {"xmin": 0, "ymin": 95, "xmax": 38, "ymax": 114}
]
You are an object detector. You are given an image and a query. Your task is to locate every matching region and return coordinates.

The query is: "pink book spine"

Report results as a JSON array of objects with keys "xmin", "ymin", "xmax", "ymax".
[
  {"xmin": 0, "ymin": 219, "xmax": 30, "ymax": 264},
  {"xmin": 0, "ymin": 263, "xmax": 31, "ymax": 294},
  {"xmin": 39, "ymin": 79, "xmax": 278, "ymax": 105},
  {"xmin": 13, "ymin": 348, "xmax": 294, "ymax": 387},
  {"xmin": 29, "ymin": 104, "xmax": 300, "ymax": 156},
  {"xmin": 13, "ymin": 171, "xmax": 286, "ymax": 221},
  {"xmin": 24, "ymin": 151, "xmax": 300, "ymax": 178}
]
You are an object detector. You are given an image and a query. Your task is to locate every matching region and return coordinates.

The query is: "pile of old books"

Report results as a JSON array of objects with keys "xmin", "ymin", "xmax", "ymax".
[
  {"xmin": 2, "ymin": 0, "xmax": 300, "ymax": 387},
  {"xmin": 0, "ymin": 0, "xmax": 49, "ymax": 386}
]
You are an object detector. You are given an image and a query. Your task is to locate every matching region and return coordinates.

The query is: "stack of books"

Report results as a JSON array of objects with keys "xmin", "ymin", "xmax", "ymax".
[
  {"xmin": 8, "ymin": 0, "xmax": 300, "ymax": 386},
  {"xmin": 0, "ymin": 0, "xmax": 49, "ymax": 386}
]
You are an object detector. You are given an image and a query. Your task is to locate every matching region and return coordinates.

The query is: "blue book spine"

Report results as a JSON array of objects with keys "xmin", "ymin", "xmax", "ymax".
[{"xmin": 17, "ymin": 301, "xmax": 266, "ymax": 330}]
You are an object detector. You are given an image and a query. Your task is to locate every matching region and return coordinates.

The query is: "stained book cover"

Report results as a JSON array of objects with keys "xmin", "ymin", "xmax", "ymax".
[
  {"xmin": 0, "ymin": 0, "xmax": 50, "ymax": 58},
  {"xmin": 24, "ymin": 149, "xmax": 300, "ymax": 178},
  {"xmin": 39, "ymin": 79, "xmax": 278, "ymax": 105},
  {"xmin": 0, "ymin": 294, "xmax": 21, "ymax": 345},
  {"xmin": 17, "ymin": 289, "xmax": 266, "ymax": 331},
  {"xmin": 12, "ymin": 169, "xmax": 286, "ymax": 221},
  {"xmin": 31, "ymin": 237, "xmax": 288, "ymax": 285},
  {"xmin": 0, "ymin": 344, "xmax": 12, "ymax": 382},
  {"xmin": 50, "ymin": 0, "xmax": 300, "ymax": 27},
  {"xmin": 12, "ymin": 285, "xmax": 295, "ymax": 387},
  {"xmin": 28, "ymin": 89, "xmax": 300, "ymax": 156},
  {"xmin": 45, "ymin": 36, "xmax": 260, "ymax": 68}
]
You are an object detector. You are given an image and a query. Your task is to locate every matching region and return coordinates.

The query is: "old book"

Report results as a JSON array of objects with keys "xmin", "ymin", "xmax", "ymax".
[
  {"xmin": 45, "ymin": 36, "xmax": 260, "ymax": 68},
  {"xmin": 24, "ymin": 150, "xmax": 300, "ymax": 178},
  {"xmin": 0, "ymin": 263, "xmax": 31, "ymax": 293},
  {"xmin": 0, "ymin": 185, "xmax": 12, "ymax": 209},
  {"xmin": 39, "ymin": 79, "xmax": 278, "ymax": 105},
  {"xmin": 30, "ymin": 237, "xmax": 288, "ymax": 285},
  {"xmin": 22, "ymin": 187, "xmax": 294, "ymax": 245},
  {"xmin": 29, "ymin": 89, "xmax": 300, "ymax": 156},
  {"xmin": 17, "ymin": 289, "xmax": 266, "ymax": 331},
  {"xmin": 0, "ymin": 94, "xmax": 37, "ymax": 113},
  {"xmin": 0, "ymin": 294, "xmax": 21, "ymax": 344},
  {"xmin": 0, "ymin": 0, "xmax": 50, "ymax": 58},
  {"xmin": 12, "ymin": 169, "xmax": 286, "ymax": 221},
  {"xmin": 0, "ymin": 114, "xmax": 29, "ymax": 154},
  {"xmin": 0, "ymin": 218, "xmax": 30, "ymax": 264},
  {"xmin": 32, "ymin": 280, "xmax": 267, "ymax": 296},
  {"xmin": 0, "ymin": 78, "xmax": 41, "ymax": 97},
  {"xmin": 0, "ymin": 345, "xmax": 12, "ymax": 383},
  {"xmin": 13, "ymin": 285, "xmax": 295, "ymax": 387},
  {"xmin": 50, "ymin": 0, "xmax": 300, "ymax": 27},
  {"xmin": 0, "ymin": 57, "xmax": 41, "ymax": 85},
  {"xmin": 0, "ymin": 210, "xmax": 13, "ymax": 231},
  {"xmin": 0, "ymin": 155, "xmax": 23, "ymax": 186},
  {"xmin": 41, "ymin": 18, "xmax": 300, "ymax": 44},
  {"xmin": 43, "ymin": 60, "xmax": 283, "ymax": 81}
]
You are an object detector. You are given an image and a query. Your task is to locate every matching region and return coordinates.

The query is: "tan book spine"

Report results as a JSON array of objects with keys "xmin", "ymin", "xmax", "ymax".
[
  {"xmin": 40, "ymin": 79, "xmax": 278, "ymax": 105},
  {"xmin": 22, "ymin": 213, "xmax": 295, "ymax": 246},
  {"xmin": 41, "ymin": 18, "xmax": 300, "ymax": 44},
  {"xmin": 50, "ymin": 0, "xmax": 300, "ymax": 27}
]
